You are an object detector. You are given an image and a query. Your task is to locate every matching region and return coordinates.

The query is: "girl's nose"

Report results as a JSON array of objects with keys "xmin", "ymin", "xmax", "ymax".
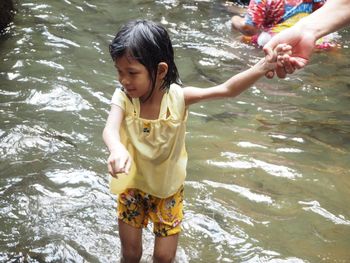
[{"xmin": 120, "ymin": 77, "xmax": 129, "ymax": 86}]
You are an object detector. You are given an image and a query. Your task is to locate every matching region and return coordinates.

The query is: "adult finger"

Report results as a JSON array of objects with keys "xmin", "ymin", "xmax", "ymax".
[
  {"xmin": 276, "ymin": 66, "xmax": 287, "ymax": 79},
  {"xmin": 274, "ymin": 43, "xmax": 289, "ymax": 54},
  {"xmin": 290, "ymin": 57, "xmax": 308, "ymax": 69},
  {"xmin": 283, "ymin": 54, "xmax": 295, "ymax": 74},
  {"xmin": 277, "ymin": 55, "xmax": 284, "ymax": 67},
  {"xmin": 263, "ymin": 46, "xmax": 276, "ymax": 63},
  {"xmin": 263, "ymin": 36, "xmax": 281, "ymax": 62}
]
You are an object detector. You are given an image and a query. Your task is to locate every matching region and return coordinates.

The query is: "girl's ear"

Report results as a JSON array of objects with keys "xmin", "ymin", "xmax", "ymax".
[{"xmin": 157, "ymin": 62, "xmax": 168, "ymax": 80}]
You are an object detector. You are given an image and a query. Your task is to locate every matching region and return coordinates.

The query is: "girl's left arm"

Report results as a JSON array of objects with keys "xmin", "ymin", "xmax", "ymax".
[
  {"xmin": 184, "ymin": 58, "xmax": 272, "ymax": 106},
  {"xmin": 103, "ymin": 104, "xmax": 131, "ymax": 176}
]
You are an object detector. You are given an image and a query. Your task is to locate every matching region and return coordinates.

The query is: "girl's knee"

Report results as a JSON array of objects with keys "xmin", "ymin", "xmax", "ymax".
[
  {"xmin": 153, "ymin": 251, "xmax": 176, "ymax": 263},
  {"xmin": 121, "ymin": 246, "xmax": 142, "ymax": 263}
]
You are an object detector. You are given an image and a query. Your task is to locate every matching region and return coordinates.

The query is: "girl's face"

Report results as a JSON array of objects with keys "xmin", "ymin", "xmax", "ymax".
[{"xmin": 115, "ymin": 55, "xmax": 153, "ymax": 100}]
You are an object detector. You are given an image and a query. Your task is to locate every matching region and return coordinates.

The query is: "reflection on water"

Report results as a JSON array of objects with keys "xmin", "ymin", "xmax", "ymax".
[{"xmin": 0, "ymin": 0, "xmax": 349, "ymax": 262}]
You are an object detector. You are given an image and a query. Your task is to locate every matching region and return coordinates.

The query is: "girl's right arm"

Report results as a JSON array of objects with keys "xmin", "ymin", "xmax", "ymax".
[
  {"xmin": 183, "ymin": 58, "xmax": 275, "ymax": 106},
  {"xmin": 183, "ymin": 44, "xmax": 290, "ymax": 106},
  {"xmin": 102, "ymin": 104, "xmax": 131, "ymax": 176}
]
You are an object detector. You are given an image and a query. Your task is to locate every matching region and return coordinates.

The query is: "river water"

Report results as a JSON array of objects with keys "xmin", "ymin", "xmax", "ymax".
[{"xmin": 0, "ymin": 0, "xmax": 349, "ymax": 262}]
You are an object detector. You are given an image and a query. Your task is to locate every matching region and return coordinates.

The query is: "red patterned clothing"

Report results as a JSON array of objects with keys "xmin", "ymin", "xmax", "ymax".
[
  {"xmin": 245, "ymin": 0, "xmax": 325, "ymax": 32},
  {"xmin": 241, "ymin": 0, "xmax": 337, "ymax": 48}
]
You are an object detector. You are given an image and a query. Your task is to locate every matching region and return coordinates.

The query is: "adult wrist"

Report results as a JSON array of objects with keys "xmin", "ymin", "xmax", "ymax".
[{"xmin": 296, "ymin": 16, "xmax": 321, "ymax": 41}]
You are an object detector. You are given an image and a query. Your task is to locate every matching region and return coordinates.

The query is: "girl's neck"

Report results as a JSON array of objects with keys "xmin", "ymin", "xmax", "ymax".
[{"xmin": 139, "ymin": 88, "xmax": 166, "ymax": 120}]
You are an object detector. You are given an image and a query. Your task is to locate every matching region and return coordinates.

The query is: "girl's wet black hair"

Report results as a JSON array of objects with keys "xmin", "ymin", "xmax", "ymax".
[{"xmin": 109, "ymin": 20, "xmax": 181, "ymax": 98}]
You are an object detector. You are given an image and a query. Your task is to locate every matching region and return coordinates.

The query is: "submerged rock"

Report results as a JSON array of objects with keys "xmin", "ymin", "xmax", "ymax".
[{"xmin": 0, "ymin": 0, "xmax": 15, "ymax": 32}]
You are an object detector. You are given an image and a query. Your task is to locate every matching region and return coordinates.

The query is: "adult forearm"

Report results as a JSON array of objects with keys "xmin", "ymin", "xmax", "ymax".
[{"xmin": 296, "ymin": 0, "xmax": 350, "ymax": 39}]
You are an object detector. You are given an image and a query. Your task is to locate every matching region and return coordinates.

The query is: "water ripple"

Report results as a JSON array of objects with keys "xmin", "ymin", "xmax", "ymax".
[
  {"xmin": 208, "ymin": 152, "xmax": 302, "ymax": 179},
  {"xmin": 37, "ymin": 60, "xmax": 64, "ymax": 70},
  {"xmin": 42, "ymin": 27, "xmax": 80, "ymax": 48},
  {"xmin": 26, "ymin": 85, "xmax": 91, "ymax": 111},
  {"xmin": 46, "ymin": 168, "xmax": 106, "ymax": 193},
  {"xmin": 0, "ymin": 125, "xmax": 77, "ymax": 158},
  {"xmin": 203, "ymin": 180, "xmax": 273, "ymax": 204},
  {"xmin": 299, "ymin": 200, "xmax": 350, "ymax": 226},
  {"xmin": 183, "ymin": 212, "xmax": 246, "ymax": 246}
]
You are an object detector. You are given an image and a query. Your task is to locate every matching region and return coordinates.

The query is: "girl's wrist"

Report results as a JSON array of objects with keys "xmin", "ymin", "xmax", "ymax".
[
  {"xmin": 109, "ymin": 142, "xmax": 125, "ymax": 153},
  {"xmin": 253, "ymin": 59, "xmax": 270, "ymax": 76}
]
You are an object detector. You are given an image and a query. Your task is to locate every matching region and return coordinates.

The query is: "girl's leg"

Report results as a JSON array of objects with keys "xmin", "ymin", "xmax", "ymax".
[
  {"xmin": 119, "ymin": 219, "xmax": 143, "ymax": 263},
  {"xmin": 153, "ymin": 234, "xmax": 179, "ymax": 263}
]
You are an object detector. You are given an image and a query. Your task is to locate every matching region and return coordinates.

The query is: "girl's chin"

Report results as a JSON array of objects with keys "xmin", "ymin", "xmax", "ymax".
[
  {"xmin": 125, "ymin": 90, "xmax": 137, "ymax": 97},
  {"xmin": 127, "ymin": 93, "xmax": 139, "ymax": 99}
]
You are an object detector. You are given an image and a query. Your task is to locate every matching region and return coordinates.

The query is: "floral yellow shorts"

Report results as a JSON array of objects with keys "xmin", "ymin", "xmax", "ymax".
[{"xmin": 117, "ymin": 186, "xmax": 184, "ymax": 237}]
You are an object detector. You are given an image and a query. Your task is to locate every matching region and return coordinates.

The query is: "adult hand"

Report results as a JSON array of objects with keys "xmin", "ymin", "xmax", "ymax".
[{"xmin": 263, "ymin": 25, "xmax": 316, "ymax": 78}]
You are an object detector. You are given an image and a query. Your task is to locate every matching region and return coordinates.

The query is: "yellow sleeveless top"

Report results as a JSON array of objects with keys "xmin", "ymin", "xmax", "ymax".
[{"xmin": 109, "ymin": 84, "xmax": 188, "ymax": 198}]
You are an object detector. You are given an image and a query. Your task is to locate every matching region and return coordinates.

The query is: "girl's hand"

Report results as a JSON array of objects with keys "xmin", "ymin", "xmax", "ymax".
[
  {"xmin": 107, "ymin": 144, "xmax": 131, "ymax": 178},
  {"xmin": 254, "ymin": 44, "xmax": 290, "ymax": 73},
  {"xmin": 264, "ymin": 43, "xmax": 293, "ymax": 78}
]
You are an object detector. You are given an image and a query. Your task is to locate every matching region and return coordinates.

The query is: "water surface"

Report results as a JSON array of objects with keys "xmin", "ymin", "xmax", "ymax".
[{"xmin": 0, "ymin": 0, "xmax": 349, "ymax": 262}]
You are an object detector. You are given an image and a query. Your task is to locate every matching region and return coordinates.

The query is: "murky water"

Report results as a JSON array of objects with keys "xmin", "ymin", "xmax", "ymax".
[{"xmin": 0, "ymin": 0, "xmax": 349, "ymax": 262}]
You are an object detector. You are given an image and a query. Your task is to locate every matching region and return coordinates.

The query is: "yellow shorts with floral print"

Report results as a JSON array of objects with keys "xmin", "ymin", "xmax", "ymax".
[{"xmin": 117, "ymin": 186, "xmax": 184, "ymax": 237}]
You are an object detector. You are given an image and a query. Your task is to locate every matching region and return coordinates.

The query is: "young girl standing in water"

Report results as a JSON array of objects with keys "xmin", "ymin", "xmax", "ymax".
[{"xmin": 103, "ymin": 20, "xmax": 289, "ymax": 263}]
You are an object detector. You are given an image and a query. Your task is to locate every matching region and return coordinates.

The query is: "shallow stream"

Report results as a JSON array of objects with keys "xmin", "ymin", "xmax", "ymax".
[{"xmin": 0, "ymin": 1, "xmax": 349, "ymax": 262}]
